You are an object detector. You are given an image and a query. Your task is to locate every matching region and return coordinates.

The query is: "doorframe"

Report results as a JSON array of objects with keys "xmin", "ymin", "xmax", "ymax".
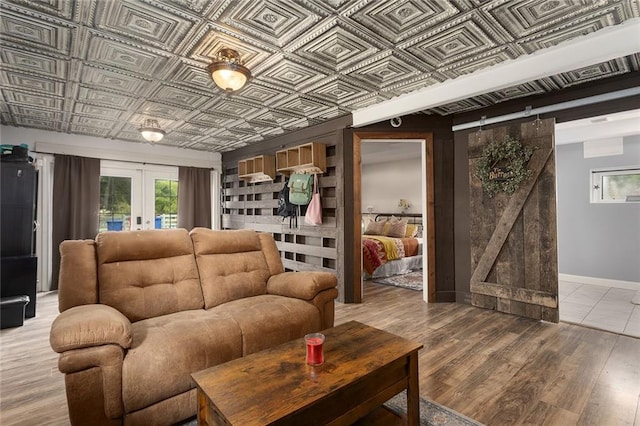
[{"xmin": 350, "ymin": 131, "xmax": 436, "ymax": 303}]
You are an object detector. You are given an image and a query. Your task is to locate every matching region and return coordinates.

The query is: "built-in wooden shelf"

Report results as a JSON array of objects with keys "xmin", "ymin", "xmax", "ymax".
[
  {"xmin": 276, "ymin": 142, "xmax": 326, "ymax": 176},
  {"xmin": 238, "ymin": 155, "xmax": 275, "ymax": 183}
]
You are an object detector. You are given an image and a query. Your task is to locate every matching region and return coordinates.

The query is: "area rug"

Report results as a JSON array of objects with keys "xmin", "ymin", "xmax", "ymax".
[
  {"xmin": 372, "ymin": 270, "xmax": 423, "ymax": 291},
  {"xmin": 178, "ymin": 391, "xmax": 483, "ymax": 426},
  {"xmin": 385, "ymin": 391, "xmax": 484, "ymax": 426}
]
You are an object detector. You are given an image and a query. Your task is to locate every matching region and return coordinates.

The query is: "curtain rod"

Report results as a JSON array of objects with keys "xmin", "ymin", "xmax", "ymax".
[
  {"xmin": 451, "ymin": 87, "xmax": 640, "ymax": 132},
  {"xmin": 32, "ymin": 150, "xmax": 216, "ymax": 170}
]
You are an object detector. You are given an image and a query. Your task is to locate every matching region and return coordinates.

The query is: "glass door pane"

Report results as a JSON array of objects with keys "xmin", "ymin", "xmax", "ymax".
[
  {"xmin": 99, "ymin": 176, "xmax": 132, "ymax": 232},
  {"xmin": 153, "ymin": 178, "xmax": 178, "ymax": 229}
]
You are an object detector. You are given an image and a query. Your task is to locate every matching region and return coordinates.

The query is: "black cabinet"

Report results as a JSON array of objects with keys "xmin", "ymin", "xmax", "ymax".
[
  {"xmin": 1, "ymin": 160, "xmax": 38, "ymax": 320},
  {"xmin": 1, "ymin": 162, "xmax": 37, "ymax": 256},
  {"xmin": 1, "ymin": 256, "xmax": 37, "ymax": 318}
]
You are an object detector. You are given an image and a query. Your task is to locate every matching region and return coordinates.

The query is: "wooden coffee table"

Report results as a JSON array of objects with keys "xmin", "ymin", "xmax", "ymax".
[{"xmin": 191, "ymin": 320, "xmax": 423, "ymax": 425}]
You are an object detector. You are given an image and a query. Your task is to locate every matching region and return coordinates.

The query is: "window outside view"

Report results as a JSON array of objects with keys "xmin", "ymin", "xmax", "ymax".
[
  {"xmin": 154, "ymin": 178, "xmax": 178, "ymax": 229},
  {"xmin": 100, "ymin": 176, "xmax": 131, "ymax": 232},
  {"xmin": 592, "ymin": 168, "xmax": 640, "ymax": 203},
  {"xmin": 99, "ymin": 176, "xmax": 179, "ymax": 231}
]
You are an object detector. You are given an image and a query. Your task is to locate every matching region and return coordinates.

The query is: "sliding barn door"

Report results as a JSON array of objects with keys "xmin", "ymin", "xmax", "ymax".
[{"xmin": 468, "ymin": 118, "xmax": 558, "ymax": 322}]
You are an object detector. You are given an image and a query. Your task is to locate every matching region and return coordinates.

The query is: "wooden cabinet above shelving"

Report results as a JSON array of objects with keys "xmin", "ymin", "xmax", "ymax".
[
  {"xmin": 276, "ymin": 142, "xmax": 326, "ymax": 175},
  {"xmin": 238, "ymin": 155, "xmax": 275, "ymax": 183}
]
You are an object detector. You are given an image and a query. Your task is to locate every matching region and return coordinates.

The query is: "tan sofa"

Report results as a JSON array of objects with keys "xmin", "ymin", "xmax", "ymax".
[{"xmin": 49, "ymin": 228, "xmax": 338, "ymax": 425}]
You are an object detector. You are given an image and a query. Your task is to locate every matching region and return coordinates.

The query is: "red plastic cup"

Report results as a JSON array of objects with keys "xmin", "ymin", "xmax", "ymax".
[{"xmin": 304, "ymin": 333, "xmax": 325, "ymax": 366}]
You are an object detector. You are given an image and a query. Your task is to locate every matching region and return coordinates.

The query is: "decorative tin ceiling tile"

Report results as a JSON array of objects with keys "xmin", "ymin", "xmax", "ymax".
[
  {"xmin": 252, "ymin": 109, "xmax": 302, "ymax": 127},
  {"xmin": 220, "ymin": 0, "xmax": 322, "ymax": 47},
  {"xmin": 86, "ymin": 33, "xmax": 171, "ymax": 77},
  {"xmin": 382, "ymin": 72, "xmax": 446, "ymax": 96},
  {"xmin": 518, "ymin": 13, "xmax": 631, "ymax": 53},
  {"xmin": 6, "ymin": 0, "xmax": 76, "ymax": 20},
  {"xmin": 137, "ymin": 100, "xmax": 191, "ymax": 120},
  {"xmin": 0, "ymin": 45, "xmax": 67, "ymax": 78},
  {"xmin": 551, "ymin": 57, "xmax": 632, "ymax": 88},
  {"xmin": 438, "ymin": 46, "xmax": 520, "ymax": 78},
  {"xmin": 71, "ymin": 115, "xmax": 117, "ymax": 129},
  {"xmin": 68, "ymin": 124, "xmax": 111, "ymax": 137},
  {"xmin": 1, "ymin": 70, "xmax": 65, "ymax": 96},
  {"xmin": 306, "ymin": 0, "xmax": 354, "ymax": 13},
  {"xmin": 305, "ymin": 76, "xmax": 368, "ymax": 104},
  {"xmin": 73, "ymin": 102, "xmax": 125, "ymax": 120},
  {"xmin": 484, "ymin": 0, "xmax": 614, "ymax": 38},
  {"xmin": 80, "ymin": 65, "xmax": 151, "ymax": 94},
  {"xmin": 13, "ymin": 115, "xmax": 61, "ymax": 130},
  {"xmin": 350, "ymin": 0, "xmax": 461, "ymax": 44},
  {"xmin": 479, "ymin": 81, "xmax": 548, "ymax": 104},
  {"xmin": 273, "ymin": 94, "xmax": 334, "ymax": 116},
  {"xmin": 2, "ymin": 89, "xmax": 64, "ymax": 109},
  {"xmin": 93, "ymin": 0, "xmax": 198, "ymax": 52},
  {"xmin": 234, "ymin": 83, "xmax": 290, "ymax": 106},
  {"xmin": 429, "ymin": 97, "xmax": 491, "ymax": 115},
  {"xmin": 260, "ymin": 57, "xmax": 329, "ymax": 91},
  {"xmin": 304, "ymin": 105, "xmax": 346, "ymax": 120},
  {"xmin": 188, "ymin": 111, "xmax": 242, "ymax": 128},
  {"xmin": 166, "ymin": 0, "xmax": 219, "ymax": 14},
  {"xmin": 347, "ymin": 51, "xmax": 422, "ymax": 89},
  {"xmin": 403, "ymin": 16, "xmax": 501, "ymax": 68},
  {"xmin": 77, "ymin": 86, "xmax": 138, "ymax": 109},
  {"xmin": 343, "ymin": 93, "xmax": 393, "ymax": 109},
  {"xmin": 0, "ymin": 8, "xmax": 73, "ymax": 54},
  {"xmin": 292, "ymin": 20, "xmax": 382, "ymax": 71},
  {"xmin": 208, "ymin": 97, "xmax": 263, "ymax": 119},
  {"xmin": 167, "ymin": 62, "xmax": 213, "ymax": 90},
  {"xmin": 8, "ymin": 104, "xmax": 63, "ymax": 121},
  {"xmin": 150, "ymin": 84, "xmax": 210, "ymax": 109}
]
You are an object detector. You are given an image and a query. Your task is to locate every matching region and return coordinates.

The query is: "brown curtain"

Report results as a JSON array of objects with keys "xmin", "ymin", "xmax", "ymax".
[
  {"xmin": 178, "ymin": 166, "xmax": 211, "ymax": 230},
  {"xmin": 51, "ymin": 155, "xmax": 100, "ymax": 290}
]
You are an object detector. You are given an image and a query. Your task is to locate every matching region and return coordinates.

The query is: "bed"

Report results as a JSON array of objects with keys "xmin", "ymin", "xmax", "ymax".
[{"xmin": 362, "ymin": 213, "xmax": 423, "ymax": 279}]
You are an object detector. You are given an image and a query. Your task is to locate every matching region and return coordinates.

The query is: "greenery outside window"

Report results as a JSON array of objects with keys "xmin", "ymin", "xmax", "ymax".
[
  {"xmin": 591, "ymin": 167, "xmax": 640, "ymax": 203},
  {"xmin": 154, "ymin": 178, "xmax": 178, "ymax": 229}
]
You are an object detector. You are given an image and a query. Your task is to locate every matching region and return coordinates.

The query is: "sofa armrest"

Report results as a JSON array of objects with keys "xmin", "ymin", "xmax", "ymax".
[
  {"xmin": 59, "ymin": 345, "xmax": 125, "ymax": 420},
  {"xmin": 267, "ymin": 271, "xmax": 337, "ymax": 300},
  {"xmin": 50, "ymin": 304, "xmax": 132, "ymax": 353}
]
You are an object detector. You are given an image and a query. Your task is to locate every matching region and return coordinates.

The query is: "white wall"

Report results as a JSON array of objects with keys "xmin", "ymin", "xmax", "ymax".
[
  {"xmin": 361, "ymin": 155, "xmax": 422, "ymax": 215},
  {"xmin": 0, "ymin": 125, "xmax": 221, "ymax": 169},
  {"xmin": 556, "ymin": 135, "xmax": 640, "ymax": 284}
]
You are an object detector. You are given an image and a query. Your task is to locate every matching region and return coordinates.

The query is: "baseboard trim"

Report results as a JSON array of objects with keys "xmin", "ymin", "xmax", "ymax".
[{"xmin": 559, "ymin": 274, "xmax": 640, "ymax": 291}]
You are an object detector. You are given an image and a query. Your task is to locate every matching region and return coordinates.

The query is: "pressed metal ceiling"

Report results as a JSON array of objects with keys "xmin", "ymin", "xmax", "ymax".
[{"xmin": 0, "ymin": 0, "xmax": 639, "ymax": 152}]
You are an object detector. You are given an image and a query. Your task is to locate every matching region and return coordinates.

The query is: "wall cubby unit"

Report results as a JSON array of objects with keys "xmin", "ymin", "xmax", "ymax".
[
  {"xmin": 276, "ymin": 142, "xmax": 326, "ymax": 175},
  {"xmin": 238, "ymin": 155, "xmax": 275, "ymax": 183}
]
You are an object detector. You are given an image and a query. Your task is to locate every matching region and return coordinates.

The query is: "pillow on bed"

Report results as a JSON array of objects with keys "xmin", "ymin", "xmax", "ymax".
[
  {"xmin": 405, "ymin": 223, "xmax": 419, "ymax": 238},
  {"xmin": 364, "ymin": 219, "xmax": 386, "ymax": 235},
  {"xmin": 387, "ymin": 218, "xmax": 408, "ymax": 238}
]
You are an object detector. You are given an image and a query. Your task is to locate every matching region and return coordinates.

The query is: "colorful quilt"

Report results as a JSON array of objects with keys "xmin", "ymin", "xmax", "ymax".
[{"xmin": 362, "ymin": 235, "xmax": 419, "ymax": 275}]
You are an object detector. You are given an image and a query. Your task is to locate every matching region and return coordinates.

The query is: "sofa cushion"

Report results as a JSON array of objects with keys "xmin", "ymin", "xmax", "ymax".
[
  {"xmin": 122, "ymin": 309, "xmax": 242, "ymax": 413},
  {"xmin": 97, "ymin": 229, "xmax": 204, "ymax": 322},
  {"xmin": 190, "ymin": 228, "xmax": 270, "ymax": 309},
  {"xmin": 212, "ymin": 294, "xmax": 321, "ymax": 355}
]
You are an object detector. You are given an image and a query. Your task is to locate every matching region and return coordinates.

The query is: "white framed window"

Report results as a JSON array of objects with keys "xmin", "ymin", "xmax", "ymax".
[{"xmin": 590, "ymin": 166, "xmax": 640, "ymax": 203}]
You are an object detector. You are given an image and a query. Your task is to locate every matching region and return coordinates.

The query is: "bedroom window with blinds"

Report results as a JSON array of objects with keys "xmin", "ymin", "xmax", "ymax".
[{"xmin": 590, "ymin": 167, "xmax": 640, "ymax": 203}]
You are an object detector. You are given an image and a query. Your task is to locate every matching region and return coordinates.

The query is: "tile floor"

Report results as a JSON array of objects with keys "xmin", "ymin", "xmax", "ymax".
[{"xmin": 559, "ymin": 280, "xmax": 640, "ymax": 338}]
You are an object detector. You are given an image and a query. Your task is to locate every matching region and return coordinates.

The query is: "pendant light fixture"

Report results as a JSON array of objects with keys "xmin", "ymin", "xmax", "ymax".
[
  {"xmin": 139, "ymin": 119, "xmax": 165, "ymax": 143},
  {"xmin": 208, "ymin": 48, "xmax": 251, "ymax": 93}
]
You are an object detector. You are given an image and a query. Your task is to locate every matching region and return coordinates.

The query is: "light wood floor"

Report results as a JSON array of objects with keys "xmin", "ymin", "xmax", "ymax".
[{"xmin": 1, "ymin": 284, "xmax": 639, "ymax": 425}]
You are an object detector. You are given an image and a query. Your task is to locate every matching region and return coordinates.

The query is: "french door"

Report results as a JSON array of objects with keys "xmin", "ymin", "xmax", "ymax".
[{"xmin": 100, "ymin": 161, "xmax": 178, "ymax": 232}]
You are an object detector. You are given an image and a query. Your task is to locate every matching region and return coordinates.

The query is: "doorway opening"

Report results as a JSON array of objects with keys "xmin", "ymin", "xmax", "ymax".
[{"xmin": 350, "ymin": 131, "xmax": 436, "ymax": 303}]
